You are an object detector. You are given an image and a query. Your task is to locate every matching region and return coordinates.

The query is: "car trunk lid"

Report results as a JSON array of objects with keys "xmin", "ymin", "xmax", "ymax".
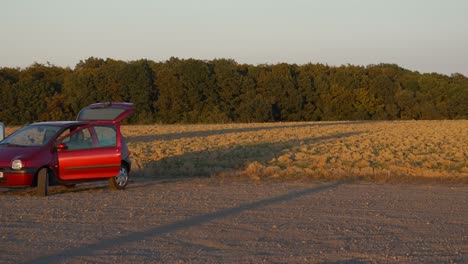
[{"xmin": 77, "ymin": 102, "xmax": 134, "ymax": 123}]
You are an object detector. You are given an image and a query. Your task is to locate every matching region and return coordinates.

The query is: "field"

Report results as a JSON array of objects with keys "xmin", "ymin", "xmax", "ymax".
[
  {"xmin": 116, "ymin": 120, "xmax": 468, "ymax": 182},
  {"xmin": 5, "ymin": 120, "xmax": 467, "ymax": 182}
]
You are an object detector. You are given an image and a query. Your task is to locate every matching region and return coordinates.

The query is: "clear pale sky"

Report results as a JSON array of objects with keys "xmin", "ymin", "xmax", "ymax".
[{"xmin": 1, "ymin": 0, "xmax": 467, "ymax": 76}]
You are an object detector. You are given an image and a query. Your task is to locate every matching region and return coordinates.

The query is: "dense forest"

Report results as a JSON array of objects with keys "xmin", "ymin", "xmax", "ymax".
[{"xmin": 0, "ymin": 57, "xmax": 467, "ymax": 125}]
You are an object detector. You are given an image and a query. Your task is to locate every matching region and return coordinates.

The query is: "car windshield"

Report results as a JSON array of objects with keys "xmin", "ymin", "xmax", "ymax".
[{"xmin": 0, "ymin": 125, "xmax": 60, "ymax": 147}]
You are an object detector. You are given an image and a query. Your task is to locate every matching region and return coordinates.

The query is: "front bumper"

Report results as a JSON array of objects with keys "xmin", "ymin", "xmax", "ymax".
[{"xmin": 0, "ymin": 168, "xmax": 37, "ymax": 187}]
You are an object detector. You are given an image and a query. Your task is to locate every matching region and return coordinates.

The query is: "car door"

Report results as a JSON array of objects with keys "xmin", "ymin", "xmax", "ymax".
[{"xmin": 57, "ymin": 125, "xmax": 121, "ymax": 180}]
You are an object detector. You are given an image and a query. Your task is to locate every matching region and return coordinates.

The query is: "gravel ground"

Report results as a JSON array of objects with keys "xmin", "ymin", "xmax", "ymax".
[{"xmin": 1, "ymin": 178, "xmax": 467, "ymax": 263}]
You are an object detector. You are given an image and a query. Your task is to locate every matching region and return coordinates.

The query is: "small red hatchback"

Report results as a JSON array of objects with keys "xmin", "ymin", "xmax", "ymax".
[{"xmin": 0, "ymin": 102, "xmax": 134, "ymax": 196}]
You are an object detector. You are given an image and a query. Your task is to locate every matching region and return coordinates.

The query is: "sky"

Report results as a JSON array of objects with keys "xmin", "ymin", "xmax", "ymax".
[{"xmin": 1, "ymin": 0, "xmax": 468, "ymax": 76}]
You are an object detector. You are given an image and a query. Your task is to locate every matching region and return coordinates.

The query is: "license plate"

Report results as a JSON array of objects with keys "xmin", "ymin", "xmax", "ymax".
[{"xmin": 0, "ymin": 172, "xmax": 3, "ymax": 178}]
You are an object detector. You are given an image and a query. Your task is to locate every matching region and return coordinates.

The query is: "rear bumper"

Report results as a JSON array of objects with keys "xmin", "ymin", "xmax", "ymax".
[{"xmin": 0, "ymin": 168, "xmax": 37, "ymax": 187}]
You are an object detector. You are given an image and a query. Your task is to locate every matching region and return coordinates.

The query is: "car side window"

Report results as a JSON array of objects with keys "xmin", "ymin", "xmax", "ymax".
[
  {"xmin": 94, "ymin": 125, "xmax": 117, "ymax": 147},
  {"xmin": 60, "ymin": 127, "xmax": 93, "ymax": 150},
  {"xmin": 0, "ymin": 122, "xmax": 4, "ymax": 141}
]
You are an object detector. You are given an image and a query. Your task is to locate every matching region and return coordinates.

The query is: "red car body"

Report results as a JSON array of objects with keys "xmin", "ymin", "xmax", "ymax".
[{"xmin": 0, "ymin": 102, "xmax": 134, "ymax": 194}]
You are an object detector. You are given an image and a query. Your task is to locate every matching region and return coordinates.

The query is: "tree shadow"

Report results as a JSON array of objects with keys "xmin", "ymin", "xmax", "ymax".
[
  {"xmin": 24, "ymin": 181, "xmax": 347, "ymax": 263},
  {"xmin": 133, "ymin": 131, "xmax": 364, "ymax": 179},
  {"xmin": 126, "ymin": 121, "xmax": 374, "ymax": 143}
]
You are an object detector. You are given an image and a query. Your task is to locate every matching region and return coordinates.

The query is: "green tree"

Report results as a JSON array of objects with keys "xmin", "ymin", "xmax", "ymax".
[
  {"xmin": 1, "ymin": 58, "xmax": 467, "ymax": 124},
  {"xmin": 212, "ymin": 59, "xmax": 243, "ymax": 122},
  {"xmin": 11, "ymin": 63, "xmax": 69, "ymax": 124},
  {"xmin": 0, "ymin": 68, "xmax": 20, "ymax": 123},
  {"xmin": 154, "ymin": 59, "xmax": 187, "ymax": 123}
]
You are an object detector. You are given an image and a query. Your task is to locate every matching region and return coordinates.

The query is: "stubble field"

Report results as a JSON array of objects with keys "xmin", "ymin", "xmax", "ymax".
[
  {"xmin": 5, "ymin": 120, "xmax": 467, "ymax": 182},
  {"xmin": 117, "ymin": 120, "xmax": 467, "ymax": 182}
]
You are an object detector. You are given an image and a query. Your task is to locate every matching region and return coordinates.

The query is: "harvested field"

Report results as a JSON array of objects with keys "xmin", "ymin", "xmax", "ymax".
[
  {"xmin": 4, "ymin": 120, "xmax": 467, "ymax": 182},
  {"xmin": 119, "ymin": 120, "xmax": 467, "ymax": 182}
]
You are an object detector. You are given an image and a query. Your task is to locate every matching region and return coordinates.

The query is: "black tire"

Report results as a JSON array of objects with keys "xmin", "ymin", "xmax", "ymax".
[
  {"xmin": 108, "ymin": 164, "xmax": 129, "ymax": 190},
  {"xmin": 48, "ymin": 169, "xmax": 57, "ymax": 186},
  {"xmin": 64, "ymin": 184, "xmax": 76, "ymax": 188},
  {"xmin": 36, "ymin": 168, "xmax": 49, "ymax": 196}
]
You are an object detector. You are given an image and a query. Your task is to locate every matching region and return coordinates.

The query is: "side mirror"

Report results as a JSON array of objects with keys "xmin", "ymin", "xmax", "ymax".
[
  {"xmin": 0, "ymin": 122, "xmax": 4, "ymax": 141},
  {"xmin": 56, "ymin": 143, "xmax": 68, "ymax": 151}
]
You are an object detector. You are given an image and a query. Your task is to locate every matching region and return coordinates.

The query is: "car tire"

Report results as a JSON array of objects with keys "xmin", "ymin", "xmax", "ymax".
[
  {"xmin": 36, "ymin": 168, "xmax": 49, "ymax": 196},
  {"xmin": 108, "ymin": 164, "xmax": 129, "ymax": 190}
]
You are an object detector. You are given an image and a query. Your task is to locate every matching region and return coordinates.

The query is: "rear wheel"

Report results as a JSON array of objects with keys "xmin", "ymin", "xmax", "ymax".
[{"xmin": 108, "ymin": 164, "xmax": 129, "ymax": 190}]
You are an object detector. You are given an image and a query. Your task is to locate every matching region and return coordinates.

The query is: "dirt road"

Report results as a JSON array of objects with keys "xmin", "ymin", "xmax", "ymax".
[{"xmin": 1, "ymin": 178, "xmax": 467, "ymax": 263}]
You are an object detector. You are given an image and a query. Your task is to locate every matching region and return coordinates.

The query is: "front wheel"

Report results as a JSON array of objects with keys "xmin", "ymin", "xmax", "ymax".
[{"xmin": 108, "ymin": 164, "xmax": 129, "ymax": 190}]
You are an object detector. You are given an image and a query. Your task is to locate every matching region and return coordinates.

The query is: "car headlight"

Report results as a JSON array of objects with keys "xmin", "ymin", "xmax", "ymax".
[{"xmin": 12, "ymin": 160, "xmax": 23, "ymax": 170}]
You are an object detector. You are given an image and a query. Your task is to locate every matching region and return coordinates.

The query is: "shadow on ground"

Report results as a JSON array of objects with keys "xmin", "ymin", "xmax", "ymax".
[
  {"xmin": 133, "ymin": 131, "xmax": 363, "ymax": 179},
  {"xmin": 23, "ymin": 181, "xmax": 347, "ymax": 263},
  {"xmin": 126, "ymin": 121, "xmax": 374, "ymax": 143}
]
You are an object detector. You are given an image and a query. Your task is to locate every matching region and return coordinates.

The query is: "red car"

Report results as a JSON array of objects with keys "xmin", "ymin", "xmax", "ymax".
[{"xmin": 0, "ymin": 102, "xmax": 134, "ymax": 196}]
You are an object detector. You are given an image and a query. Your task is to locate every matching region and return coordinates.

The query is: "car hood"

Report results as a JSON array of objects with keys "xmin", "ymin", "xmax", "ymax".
[{"xmin": 0, "ymin": 145, "xmax": 36, "ymax": 164}]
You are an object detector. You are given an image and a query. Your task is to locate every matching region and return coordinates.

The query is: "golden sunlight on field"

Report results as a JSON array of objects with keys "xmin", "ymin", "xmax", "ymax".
[{"xmin": 121, "ymin": 121, "xmax": 467, "ymax": 182}]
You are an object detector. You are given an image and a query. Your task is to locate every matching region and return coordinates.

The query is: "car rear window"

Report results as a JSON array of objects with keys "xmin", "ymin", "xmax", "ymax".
[{"xmin": 77, "ymin": 108, "xmax": 126, "ymax": 121}]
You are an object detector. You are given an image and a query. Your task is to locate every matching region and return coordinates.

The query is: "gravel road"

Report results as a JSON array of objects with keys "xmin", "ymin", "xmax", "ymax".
[{"xmin": 1, "ymin": 178, "xmax": 467, "ymax": 263}]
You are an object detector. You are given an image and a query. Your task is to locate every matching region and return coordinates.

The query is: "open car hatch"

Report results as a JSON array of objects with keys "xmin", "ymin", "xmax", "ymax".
[{"xmin": 77, "ymin": 102, "xmax": 134, "ymax": 123}]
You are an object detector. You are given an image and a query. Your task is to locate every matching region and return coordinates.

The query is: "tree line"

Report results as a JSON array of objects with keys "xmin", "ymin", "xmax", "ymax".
[{"xmin": 0, "ymin": 57, "xmax": 466, "ymax": 125}]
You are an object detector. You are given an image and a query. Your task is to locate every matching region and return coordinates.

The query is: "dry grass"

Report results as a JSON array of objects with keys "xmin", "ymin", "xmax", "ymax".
[
  {"xmin": 120, "ymin": 120, "xmax": 467, "ymax": 183},
  {"xmin": 5, "ymin": 121, "xmax": 467, "ymax": 182}
]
